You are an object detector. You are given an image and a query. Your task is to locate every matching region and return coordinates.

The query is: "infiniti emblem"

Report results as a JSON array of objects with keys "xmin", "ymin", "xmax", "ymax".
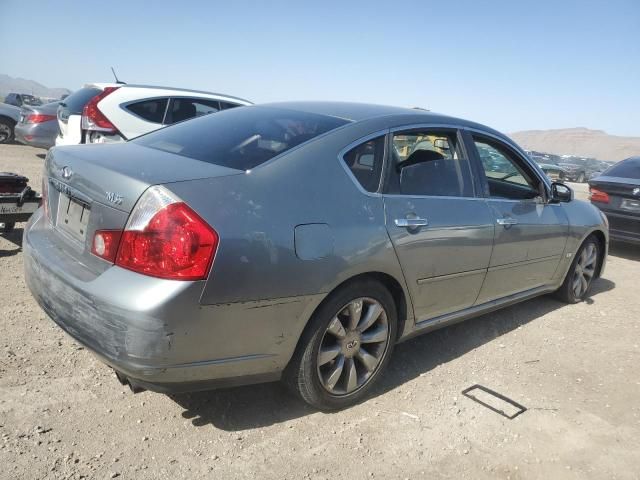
[{"xmin": 61, "ymin": 166, "xmax": 73, "ymax": 180}]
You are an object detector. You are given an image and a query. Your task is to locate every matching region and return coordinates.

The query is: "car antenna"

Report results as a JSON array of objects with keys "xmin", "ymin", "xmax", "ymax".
[{"xmin": 111, "ymin": 67, "xmax": 126, "ymax": 85}]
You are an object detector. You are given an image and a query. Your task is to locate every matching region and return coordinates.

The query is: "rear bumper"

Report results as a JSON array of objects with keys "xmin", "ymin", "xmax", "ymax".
[
  {"xmin": 14, "ymin": 123, "xmax": 56, "ymax": 149},
  {"xmin": 23, "ymin": 209, "xmax": 321, "ymax": 392},
  {"xmin": 603, "ymin": 211, "xmax": 640, "ymax": 244}
]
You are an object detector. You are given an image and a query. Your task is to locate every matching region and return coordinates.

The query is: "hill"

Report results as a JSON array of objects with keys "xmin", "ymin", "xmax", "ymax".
[
  {"xmin": 509, "ymin": 128, "xmax": 640, "ymax": 162},
  {"xmin": 0, "ymin": 73, "xmax": 71, "ymax": 100}
]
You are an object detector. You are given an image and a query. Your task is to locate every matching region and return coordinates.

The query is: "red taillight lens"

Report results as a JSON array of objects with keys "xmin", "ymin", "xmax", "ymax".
[
  {"xmin": 115, "ymin": 200, "xmax": 218, "ymax": 281},
  {"xmin": 81, "ymin": 87, "xmax": 119, "ymax": 133},
  {"xmin": 25, "ymin": 114, "xmax": 56, "ymax": 124},
  {"xmin": 589, "ymin": 187, "xmax": 610, "ymax": 203},
  {"xmin": 91, "ymin": 230, "xmax": 123, "ymax": 262}
]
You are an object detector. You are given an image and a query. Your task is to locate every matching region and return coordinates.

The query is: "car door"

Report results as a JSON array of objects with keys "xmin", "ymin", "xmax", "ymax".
[
  {"xmin": 383, "ymin": 127, "xmax": 495, "ymax": 322},
  {"xmin": 466, "ymin": 132, "xmax": 569, "ymax": 303}
]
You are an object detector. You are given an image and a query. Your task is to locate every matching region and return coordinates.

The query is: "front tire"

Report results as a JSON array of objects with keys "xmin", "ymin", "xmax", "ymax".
[
  {"xmin": 285, "ymin": 280, "xmax": 397, "ymax": 411},
  {"xmin": 555, "ymin": 236, "xmax": 599, "ymax": 303}
]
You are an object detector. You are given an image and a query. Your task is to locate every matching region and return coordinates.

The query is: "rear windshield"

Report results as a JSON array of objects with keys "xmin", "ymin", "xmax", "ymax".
[
  {"xmin": 135, "ymin": 106, "xmax": 349, "ymax": 170},
  {"xmin": 61, "ymin": 87, "xmax": 101, "ymax": 114},
  {"xmin": 604, "ymin": 158, "xmax": 640, "ymax": 179}
]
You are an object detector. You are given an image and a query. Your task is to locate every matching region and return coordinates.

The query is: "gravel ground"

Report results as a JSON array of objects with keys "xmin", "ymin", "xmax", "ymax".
[{"xmin": 1, "ymin": 144, "xmax": 639, "ymax": 480}]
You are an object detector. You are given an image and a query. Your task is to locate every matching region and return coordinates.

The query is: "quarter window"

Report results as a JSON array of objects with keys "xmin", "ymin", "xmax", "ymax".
[
  {"xmin": 343, "ymin": 136, "xmax": 385, "ymax": 192},
  {"xmin": 164, "ymin": 98, "xmax": 221, "ymax": 124},
  {"xmin": 125, "ymin": 98, "xmax": 168, "ymax": 124},
  {"xmin": 473, "ymin": 137, "xmax": 540, "ymax": 200},
  {"xmin": 388, "ymin": 130, "xmax": 474, "ymax": 197}
]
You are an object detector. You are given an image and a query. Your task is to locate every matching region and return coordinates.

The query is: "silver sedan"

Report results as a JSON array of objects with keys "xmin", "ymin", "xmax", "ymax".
[{"xmin": 23, "ymin": 102, "xmax": 608, "ymax": 410}]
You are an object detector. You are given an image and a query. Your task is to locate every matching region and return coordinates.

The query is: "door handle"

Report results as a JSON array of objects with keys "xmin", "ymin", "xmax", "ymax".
[
  {"xmin": 496, "ymin": 217, "xmax": 518, "ymax": 226},
  {"xmin": 395, "ymin": 218, "xmax": 429, "ymax": 228}
]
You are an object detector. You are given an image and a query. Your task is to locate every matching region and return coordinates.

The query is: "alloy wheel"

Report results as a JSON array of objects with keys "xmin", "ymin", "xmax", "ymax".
[
  {"xmin": 317, "ymin": 297, "xmax": 390, "ymax": 396},
  {"xmin": 572, "ymin": 243, "xmax": 597, "ymax": 298}
]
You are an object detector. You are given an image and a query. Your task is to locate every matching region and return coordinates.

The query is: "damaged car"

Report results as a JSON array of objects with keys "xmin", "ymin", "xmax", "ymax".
[{"xmin": 24, "ymin": 102, "xmax": 608, "ymax": 410}]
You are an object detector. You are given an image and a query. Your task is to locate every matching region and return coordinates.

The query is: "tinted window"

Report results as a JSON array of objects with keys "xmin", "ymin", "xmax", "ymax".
[
  {"xmin": 126, "ymin": 98, "xmax": 168, "ymax": 123},
  {"xmin": 388, "ymin": 130, "xmax": 474, "ymax": 197},
  {"xmin": 604, "ymin": 158, "xmax": 640, "ymax": 179},
  {"xmin": 343, "ymin": 136, "xmax": 385, "ymax": 192},
  {"xmin": 164, "ymin": 98, "xmax": 219, "ymax": 124},
  {"xmin": 61, "ymin": 87, "xmax": 101, "ymax": 114},
  {"xmin": 219, "ymin": 101, "xmax": 241, "ymax": 110},
  {"xmin": 473, "ymin": 137, "xmax": 540, "ymax": 199},
  {"xmin": 136, "ymin": 106, "xmax": 349, "ymax": 170}
]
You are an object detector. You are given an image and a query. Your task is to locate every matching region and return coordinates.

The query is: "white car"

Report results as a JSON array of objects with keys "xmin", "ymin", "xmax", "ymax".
[{"xmin": 56, "ymin": 83, "xmax": 252, "ymax": 145}]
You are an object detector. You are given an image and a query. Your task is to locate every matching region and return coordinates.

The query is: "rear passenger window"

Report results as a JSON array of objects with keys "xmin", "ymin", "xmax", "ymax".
[
  {"xmin": 342, "ymin": 137, "xmax": 385, "ymax": 192},
  {"xmin": 165, "ymin": 98, "xmax": 220, "ymax": 124},
  {"xmin": 126, "ymin": 98, "xmax": 168, "ymax": 124},
  {"xmin": 388, "ymin": 130, "xmax": 474, "ymax": 197}
]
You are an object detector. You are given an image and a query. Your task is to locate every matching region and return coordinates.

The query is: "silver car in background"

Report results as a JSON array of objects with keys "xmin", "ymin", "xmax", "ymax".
[
  {"xmin": 24, "ymin": 102, "xmax": 608, "ymax": 410},
  {"xmin": 15, "ymin": 101, "xmax": 60, "ymax": 149}
]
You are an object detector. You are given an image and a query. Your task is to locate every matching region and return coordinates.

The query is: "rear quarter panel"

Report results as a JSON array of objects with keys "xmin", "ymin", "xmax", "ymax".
[{"xmin": 165, "ymin": 120, "xmax": 412, "ymax": 313}]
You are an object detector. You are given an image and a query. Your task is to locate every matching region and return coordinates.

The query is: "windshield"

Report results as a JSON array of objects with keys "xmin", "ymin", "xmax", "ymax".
[{"xmin": 135, "ymin": 106, "xmax": 350, "ymax": 170}]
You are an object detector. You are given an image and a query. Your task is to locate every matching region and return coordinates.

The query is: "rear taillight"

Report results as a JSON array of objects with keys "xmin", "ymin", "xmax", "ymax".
[
  {"xmin": 92, "ymin": 230, "xmax": 122, "ymax": 262},
  {"xmin": 81, "ymin": 87, "xmax": 119, "ymax": 133},
  {"xmin": 25, "ymin": 114, "xmax": 56, "ymax": 124},
  {"xmin": 92, "ymin": 186, "xmax": 218, "ymax": 280},
  {"xmin": 589, "ymin": 187, "xmax": 610, "ymax": 203}
]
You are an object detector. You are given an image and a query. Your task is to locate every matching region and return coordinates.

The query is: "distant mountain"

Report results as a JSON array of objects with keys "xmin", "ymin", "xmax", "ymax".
[
  {"xmin": 509, "ymin": 128, "xmax": 640, "ymax": 162},
  {"xmin": 0, "ymin": 73, "xmax": 71, "ymax": 100}
]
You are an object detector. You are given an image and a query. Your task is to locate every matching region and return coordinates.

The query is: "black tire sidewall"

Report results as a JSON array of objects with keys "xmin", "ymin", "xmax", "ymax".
[
  {"xmin": 560, "ymin": 237, "xmax": 599, "ymax": 303},
  {"xmin": 291, "ymin": 280, "xmax": 398, "ymax": 410}
]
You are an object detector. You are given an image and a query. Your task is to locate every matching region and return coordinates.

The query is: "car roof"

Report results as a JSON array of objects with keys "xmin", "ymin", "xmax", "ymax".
[
  {"xmin": 260, "ymin": 101, "xmax": 502, "ymax": 133},
  {"xmin": 83, "ymin": 83, "xmax": 252, "ymax": 105}
]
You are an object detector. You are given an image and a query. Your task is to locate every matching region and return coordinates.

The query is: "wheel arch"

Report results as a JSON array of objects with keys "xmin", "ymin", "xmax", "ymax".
[
  {"xmin": 287, "ymin": 271, "xmax": 412, "ymax": 371},
  {"xmin": 0, "ymin": 115, "xmax": 17, "ymax": 126}
]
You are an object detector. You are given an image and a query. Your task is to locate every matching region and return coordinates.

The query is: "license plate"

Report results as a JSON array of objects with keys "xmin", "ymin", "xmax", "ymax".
[
  {"xmin": 621, "ymin": 198, "xmax": 640, "ymax": 213},
  {"xmin": 57, "ymin": 193, "xmax": 90, "ymax": 240},
  {"xmin": 0, "ymin": 201, "xmax": 38, "ymax": 215}
]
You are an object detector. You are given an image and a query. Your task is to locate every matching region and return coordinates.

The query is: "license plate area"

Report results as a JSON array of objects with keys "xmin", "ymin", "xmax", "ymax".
[
  {"xmin": 57, "ymin": 193, "xmax": 90, "ymax": 241},
  {"xmin": 621, "ymin": 198, "xmax": 640, "ymax": 213}
]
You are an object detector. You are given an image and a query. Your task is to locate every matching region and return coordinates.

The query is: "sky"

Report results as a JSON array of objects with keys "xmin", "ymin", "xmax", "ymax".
[{"xmin": 2, "ymin": 0, "xmax": 639, "ymax": 135}]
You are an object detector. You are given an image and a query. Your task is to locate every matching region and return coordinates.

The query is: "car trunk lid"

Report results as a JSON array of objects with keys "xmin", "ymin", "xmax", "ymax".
[
  {"xmin": 42, "ymin": 143, "xmax": 242, "ymax": 275},
  {"xmin": 590, "ymin": 175, "xmax": 640, "ymax": 216},
  {"xmin": 47, "ymin": 143, "xmax": 241, "ymax": 213}
]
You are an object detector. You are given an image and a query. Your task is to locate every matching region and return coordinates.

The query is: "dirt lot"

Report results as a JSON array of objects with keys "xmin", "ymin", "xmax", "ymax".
[{"xmin": 1, "ymin": 144, "xmax": 639, "ymax": 480}]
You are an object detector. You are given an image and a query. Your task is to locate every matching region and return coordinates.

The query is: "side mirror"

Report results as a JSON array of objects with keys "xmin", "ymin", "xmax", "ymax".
[{"xmin": 550, "ymin": 182, "xmax": 573, "ymax": 203}]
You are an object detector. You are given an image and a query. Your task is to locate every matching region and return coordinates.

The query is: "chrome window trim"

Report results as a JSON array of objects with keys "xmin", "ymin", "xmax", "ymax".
[{"xmin": 337, "ymin": 129, "xmax": 390, "ymax": 198}]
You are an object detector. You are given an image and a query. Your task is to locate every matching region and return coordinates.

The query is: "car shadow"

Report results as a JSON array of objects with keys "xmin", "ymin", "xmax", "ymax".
[
  {"xmin": 0, "ymin": 226, "xmax": 24, "ymax": 256},
  {"xmin": 170, "ymin": 277, "xmax": 615, "ymax": 431},
  {"xmin": 609, "ymin": 241, "xmax": 640, "ymax": 262}
]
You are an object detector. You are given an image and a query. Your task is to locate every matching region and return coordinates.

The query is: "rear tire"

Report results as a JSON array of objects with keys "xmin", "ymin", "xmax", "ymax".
[
  {"xmin": 555, "ymin": 236, "xmax": 599, "ymax": 303},
  {"xmin": 0, "ymin": 119, "xmax": 15, "ymax": 144},
  {"xmin": 284, "ymin": 279, "xmax": 397, "ymax": 411}
]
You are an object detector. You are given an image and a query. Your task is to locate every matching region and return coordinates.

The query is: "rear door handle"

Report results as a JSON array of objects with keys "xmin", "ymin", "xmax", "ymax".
[
  {"xmin": 496, "ymin": 217, "xmax": 518, "ymax": 226},
  {"xmin": 395, "ymin": 218, "xmax": 429, "ymax": 228}
]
